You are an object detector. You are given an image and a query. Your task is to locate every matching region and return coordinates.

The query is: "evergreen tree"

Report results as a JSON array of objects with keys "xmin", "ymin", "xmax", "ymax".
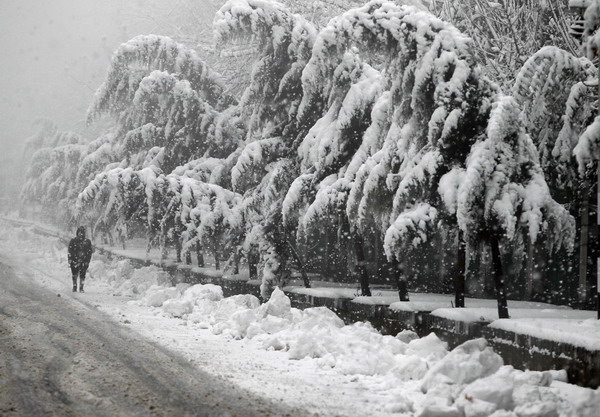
[
  {"xmin": 301, "ymin": 0, "xmax": 497, "ymax": 299},
  {"xmin": 430, "ymin": 0, "xmax": 579, "ymax": 88},
  {"xmin": 457, "ymin": 96, "xmax": 575, "ymax": 318}
]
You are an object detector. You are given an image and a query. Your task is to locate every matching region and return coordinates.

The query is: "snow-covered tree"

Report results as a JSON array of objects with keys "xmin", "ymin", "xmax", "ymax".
[
  {"xmin": 505, "ymin": 1, "xmax": 600, "ymax": 303},
  {"xmin": 19, "ymin": 0, "xmax": 589, "ymax": 310},
  {"xmin": 238, "ymin": 157, "xmax": 310, "ymax": 297},
  {"xmin": 76, "ymin": 165, "xmax": 159, "ymax": 248},
  {"xmin": 288, "ymin": 49, "xmax": 388, "ymax": 295},
  {"xmin": 430, "ymin": 0, "xmax": 579, "ymax": 88},
  {"xmin": 164, "ymin": 175, "xmax": 243, "ymax": 270},
  {"xmin": 213, "ymin": 0, "xmax": 321, "ymax": 295},
  {"xmin": 513, "ymin": 46, "xmax": 595, "ymax": 194},
  {"xmin": 457, "ymin": 96, "xmax": 575, "ymax": 318},
  {"xmin": 20, "ymin": 128, "xmax": 86, "ymax": 225},
  {"xmin": 214, "ymin": 0, "xmax": 317, "ymax": 141},
  {"xmin": 72, "ymin": 33, "xmax": 248, "ymax": 252},
  {"xmin": 20, "ymin": 148, "xmax": 54, "ymax": 216},
  {"xmin": 293, "ymin": 0, "xmax": 497, "ymax": 299},
  {"xmin": 573, "ymin": 0, "xmax": 600, "ymax": 166},
  {"xmin": 575, "ymin": 115, "xmax": 600, "ymax": 167},
  {"xmin": 87, "ymin": 34, "xmax": 232, "ymax": 123},
  {"xmin": 571, "ymin": 0, "xmax": 600, "ymax": 302},
  {"xmin": 21, "ymin": 118, "xmax": 58, "ymax": 164}
]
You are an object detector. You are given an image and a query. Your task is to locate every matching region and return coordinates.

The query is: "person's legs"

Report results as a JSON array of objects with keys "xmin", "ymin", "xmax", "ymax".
[
  {"xmin": 70, "ymin": 264, "xmax": 78, "ymax": 292},
  {"xmin": 79, "ymin": 267, "xmax": 86, "ymax": 292}
]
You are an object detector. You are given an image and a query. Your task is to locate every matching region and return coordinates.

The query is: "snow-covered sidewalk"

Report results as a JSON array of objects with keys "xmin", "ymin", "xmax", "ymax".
[{"xmin": 1, "ymin": 221, "xmax": 599, "ymax": 417}]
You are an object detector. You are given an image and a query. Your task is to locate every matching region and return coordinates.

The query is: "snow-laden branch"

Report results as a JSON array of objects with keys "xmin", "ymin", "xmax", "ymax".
[
  {"xmin": 574, "ymin": 115, "xmax": 600, "ymax": 170},
  {"xmin": 87, "ymin": 35, "xmax": 230, "ymax": 123},
  {"xmin": 457, "ymin": 96, "xmax": 574, "ymax": 251},
  {"xmin": 384, "ymin": 203, "xmax": 438, "ymax": 259}
]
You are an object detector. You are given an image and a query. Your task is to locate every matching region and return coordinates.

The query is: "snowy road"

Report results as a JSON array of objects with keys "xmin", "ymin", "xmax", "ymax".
[{"xmin": 0, "ymin": 259, "xmax": 301, "ymax": 417}]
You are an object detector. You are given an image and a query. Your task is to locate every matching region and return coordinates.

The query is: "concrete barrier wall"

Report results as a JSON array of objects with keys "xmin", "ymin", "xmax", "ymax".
[{"xmin": 481, "ymin": 327, "xmax": 600, "ymax": 388}]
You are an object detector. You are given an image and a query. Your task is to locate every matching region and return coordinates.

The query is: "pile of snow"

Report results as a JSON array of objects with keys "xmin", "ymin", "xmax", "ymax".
[
  {"xmin": 420, "ymin": 338, "xmax": 503, "ymax": 393},
  {"xmin": 88, "ymin": 259, "xmax": 172, "ymax": 296},
  {"xmin": 140, "ymin": 285, "xmax": 183, "ymax": 307},
  {"xmin": 76, "ymin": 255, "xmax": 600, "ymax": 416}
]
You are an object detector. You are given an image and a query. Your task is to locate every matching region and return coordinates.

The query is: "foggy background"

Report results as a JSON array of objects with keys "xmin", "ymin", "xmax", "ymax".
[{"xmin": 0, "ymin": 0, "xmax": 217, "ymax": 205}]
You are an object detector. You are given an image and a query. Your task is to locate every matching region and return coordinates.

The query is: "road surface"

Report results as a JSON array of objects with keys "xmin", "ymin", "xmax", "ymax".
[{"xmin": 0, "ymin": 258, "xmax": 304, "ymax": 417}]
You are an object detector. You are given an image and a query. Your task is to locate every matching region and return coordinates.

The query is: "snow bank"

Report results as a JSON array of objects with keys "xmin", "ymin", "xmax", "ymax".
[
  {"xmin": 421, "ymin": 338, "xmax": 503, "ymax": 392},
  {"xmin": 141, "ymin": 285, "xmax": 182, "ymax": 307},
  {"xmin": 88, "ymin": 259, "xmax": 133, "ymax": 285},
  {"xmin": 43, "ymin": 247, "xmax": 600, "ymax": 416},
  {"xmin": 149, "ymin": 283, "xmax": 599, "ymax": 416},
  {"xmin": 114, "ymin": 265, "xmax": 172, "ymax": 297},
  {"xmin": 89, "ymin": 259, "xmax": 172, "ymax": 297}
]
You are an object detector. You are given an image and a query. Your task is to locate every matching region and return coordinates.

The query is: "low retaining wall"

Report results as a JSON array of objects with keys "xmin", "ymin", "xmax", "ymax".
[
  {"xmin": 423, "ymin": 314, "xmax": 487, "ymax": 346},
  {"xmin": 482, "ymin": 327, "xmax": 600, "ymax": 388},
  {"xmin": 5, "ymin": 217, "xmax": 599, "ymax": 389},
  {"xmin": 169, "ymin": 267, "xmax": 600, "ymax": 389}
]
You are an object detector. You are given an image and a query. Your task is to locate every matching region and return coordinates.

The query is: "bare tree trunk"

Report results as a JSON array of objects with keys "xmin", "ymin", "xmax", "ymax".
[
  {"xmin": 455, "ymin": 230, "xmax": 466, "ymax": 308},
  {"xmin": 248, "ymin": 245, "xmax": 258, "ymax": 280},
  {"xmin": 392, "ymin": 257, "xmax": 409, "ymax": 301},
  {"xmin": 490, "ymin": 236, "xmax": 509, "ymax": 319},
  {"xmin": 145, "ymin": 230, "xmax": 154, "ymax": 260},
  {"xmin": 160, "ymin": 239, "xmax": 168, "ymax": 261},
  {"xmin": 249, "ymin": 260, "xmax": 258, "ymax": 279},
  {"xmin": 353, "ymin": 233, "xmax": 371, "ymax": 296},
  {"xmin": 212, "ymin": 236, "xmax": 222, "ymax": 270},
  {"xmin": 578, "ymin": 180, "xmax": 590, "ymax": 302},
  {"xmin": 233, "ymin": 246, "xmax": 240, "ymax": 275},
  {"xmin": 288, "ymin": 239, "xmax": 310, "ymax": 288},
  {"xmin": 175, "ymin": 236, "xmax": 182, "ymax": 263},
  {"xmin": 525, "ymin": 238, "xmax": 534, "ymax": 299},
  {"xmin": 214, "ymin": 246, "xmax": 220, "ymax": 270},
  {"xmin": 325, "ymin": 227, "xmax": 334, "ymax": 281},
  {"xmin": 196, "ymin": 241, "xmax": 204, "ymax": 267},
  {"xmin": 597, "ymin": 163, "xmax": 600, "ymax": 320}
]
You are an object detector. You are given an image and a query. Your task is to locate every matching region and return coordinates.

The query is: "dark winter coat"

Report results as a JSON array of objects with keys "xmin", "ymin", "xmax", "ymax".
[{"xmin": 68, "ymin": 227, "xmax": 93, "ymax": 268}]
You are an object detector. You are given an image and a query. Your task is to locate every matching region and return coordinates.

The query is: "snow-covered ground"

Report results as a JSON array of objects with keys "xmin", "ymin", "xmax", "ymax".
[{"xmin": 1, "ymin": 220, "xmax": 599, "ymax": 417}]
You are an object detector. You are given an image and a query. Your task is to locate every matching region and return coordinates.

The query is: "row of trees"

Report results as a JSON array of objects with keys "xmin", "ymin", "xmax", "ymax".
[{"xmin": 20, "ymin": 0, "xmax": 599, "ymax": 317}]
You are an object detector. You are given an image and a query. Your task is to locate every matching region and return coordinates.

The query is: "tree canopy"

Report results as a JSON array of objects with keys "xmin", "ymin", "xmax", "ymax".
[{"xmin": 20, "ymin": 0, "xmax": 598, "ymax": 308}]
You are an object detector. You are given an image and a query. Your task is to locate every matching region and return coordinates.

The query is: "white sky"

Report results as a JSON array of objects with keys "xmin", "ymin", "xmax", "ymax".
[
  {"xmin": 0, "ymin": 1, "xmax": 128, "ymax": 147},
  {"xmin": 0, "ymin": 0, "xmax": 216, "ymax": 195}
]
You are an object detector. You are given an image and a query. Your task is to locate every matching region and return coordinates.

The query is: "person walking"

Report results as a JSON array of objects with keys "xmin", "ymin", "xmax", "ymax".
[{"xmin": 68, "ymin": 226, "xmax": 93, "ymax": 293}]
